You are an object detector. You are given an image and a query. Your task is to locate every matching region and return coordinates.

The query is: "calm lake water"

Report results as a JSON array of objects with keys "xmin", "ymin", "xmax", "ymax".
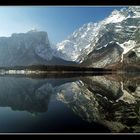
[{"xmin": 0, "ymin": 73, "xmax": 139, "ymax": 133}]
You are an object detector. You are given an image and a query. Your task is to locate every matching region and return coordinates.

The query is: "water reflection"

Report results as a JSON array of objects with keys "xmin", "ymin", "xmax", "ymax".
[
  {"xmin": 0, "ymin": 73, "xmax": 140, "ymax": 133},
  {"xmin": 56, "ymin": 74, "xmax": 140, "ymax": 133}
]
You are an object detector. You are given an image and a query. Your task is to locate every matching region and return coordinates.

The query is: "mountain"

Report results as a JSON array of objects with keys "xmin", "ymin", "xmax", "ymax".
[
  {"xmin": 0, "ymin": 6, "xmax": 139, "ymax": 69},
  {"xmin": 56, "ymin": 6, "xmax": 140, "ymax": 68},
  {"xmin": 81, "ymin": 42, "xmax": 123, "ymax": 68},
  {"xmin": 0, "ymin": 30, "xmax": 77, "ymax": 67},
  {"xmin": 123, "ymin": 28, "xmax": 140, "ymax": 66}
]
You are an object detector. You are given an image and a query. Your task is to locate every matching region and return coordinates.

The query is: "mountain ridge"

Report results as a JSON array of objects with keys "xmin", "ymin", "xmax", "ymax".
[
  {"xmin": 0, "ymin": 6, "xmax": 139, "ymax": 69},
  {"xmin": 56, "ymin": 6, "xmax": 140, "ymax": 69}
]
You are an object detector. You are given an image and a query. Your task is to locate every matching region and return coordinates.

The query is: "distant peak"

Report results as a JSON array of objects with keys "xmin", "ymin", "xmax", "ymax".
[
  {"xmin": 111, "ymin": 9, "xmax": 120, "ymax": 15},
  {"xmin": 28, "ymin": 29, "xmax": 38, "ymax": 33},
  {"xmin": 128, "ymin": 6, "xmax": 140, "ymax": 11}
]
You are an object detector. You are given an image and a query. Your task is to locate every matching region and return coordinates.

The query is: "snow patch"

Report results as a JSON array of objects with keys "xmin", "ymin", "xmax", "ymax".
[
  {"xmin": 95, "ymin": 43, "xmax": 112, "ymax": 50},
  {"xmin": 105, "ymin": 10, "xmax": 126, "ymax": 24},
  {"xmin": 128, "ymin": 26, "xmax": 137, "ymax": 28},
  {"xmin": 120, "ymin": 40, "xmax": 136, "ymax": 54},
  {"xmin": 84, "ymin": 44, "xmax": 91, "ymax": 49},
  {"xmin": 115, "ymin": 29, "xmax": 122, "ymax": 32},
  {"xmin": 117, "ymin": 40, "xmax": 136, "ymax": 62},
  {"xmin": 57, "ymin": 40, "xmax": 71, "ymax": 51}
]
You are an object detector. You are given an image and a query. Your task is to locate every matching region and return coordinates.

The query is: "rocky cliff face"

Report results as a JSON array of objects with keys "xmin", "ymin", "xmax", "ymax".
[
  {"xmin": 0, "ymin": 30, "xmax": 77, "ymax": 67},
  {"xmin": 56, "ymin": 6, "xmax": 140, "ymax": 68},
  {"xmin": 0, "ymin": 6, "xmax": 139, "ymax": 68},
  {"xmin": 81, "ymin": 42, "xmax": 123, "ymax": 68},
  {"xmin": 0, "ymin": 31, "xmax": 50, "ymax": 66}
]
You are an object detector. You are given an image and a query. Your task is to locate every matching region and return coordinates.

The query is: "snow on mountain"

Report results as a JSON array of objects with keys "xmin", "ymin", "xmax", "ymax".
[
  {"xmin": 56, "ymin": 6, "xmax": 140, "ymax": 65},
  {"xmin": 56, "ymin": 22, "xmax": 103, "ymax": 62},
  {"xmin": 81, "ymin": 42, "xmax": 123, "ymax": 68},
  {"xmin": 0, "ymin": 6, "xmax": 139, "ymax": 68},
  {"xmin": 117, "ymin": 40, "xmax": 136, "ymax": 62},
  {"xmin": 104, "ymin": 9, "xmax": 126, "ymax": 24},
  {"xmin": 0, "ymin": 30, "xmax": 78, "ymax": 66},
  {"xmin": 0, "ymin": 30, "xmax": 52, "ymax": 66}
]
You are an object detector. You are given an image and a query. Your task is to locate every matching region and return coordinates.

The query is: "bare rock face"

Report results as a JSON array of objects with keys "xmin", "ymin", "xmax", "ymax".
[
  {"xmin": 0, "ymin": 30, "xmax": 77, "ymax": 67},
  {"xmin": 0, "ymin": 31, "xmax": 51, "ymax": 66},
  {"xmin": 56, "ymin": 6, "xmax": 140, "ymax": 68},
  {"xmin": 81, "ymin": 42, "xmax": 123, "ymax": 68},
  {"xmin": 0, "ymin": 7, "xmax": 139, "ymax": 68}
]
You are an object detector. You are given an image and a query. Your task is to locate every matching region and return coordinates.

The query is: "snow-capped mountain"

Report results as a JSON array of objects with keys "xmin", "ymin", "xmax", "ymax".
[
  {"xmin": 56, "ymin": 6, "xmax": 140, "ymax": 68},
  {"xmin": 0, "ymin": 30, "xmax": 51, "ymax": 66},
  {"xmin": 0, "ymin": 6, "xmax": 139, "ymax": 68},
  {"xmin": 56, "ymin": 22, "xmax": 102, "ymax": 62},
  {"xmin": 81, "ymin": 42, "xmax": 123, "ymax": 68},
  {"xmin": 0, "ymin": 30, "xmax": 77, "ymax": 66}
]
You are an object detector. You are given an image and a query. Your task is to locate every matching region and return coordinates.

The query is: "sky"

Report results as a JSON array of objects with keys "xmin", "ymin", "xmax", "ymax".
[{"xmin": 0, "ymin": 6, "xmax": 126, "ymax": 44}]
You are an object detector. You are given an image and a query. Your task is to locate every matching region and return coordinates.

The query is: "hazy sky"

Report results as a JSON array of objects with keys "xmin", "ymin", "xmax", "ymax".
[{"xmin": 0, "ymin": 6, "xmax": 125, "ymax": 44}]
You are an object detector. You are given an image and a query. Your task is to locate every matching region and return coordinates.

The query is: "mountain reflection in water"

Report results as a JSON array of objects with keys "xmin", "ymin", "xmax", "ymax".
[{"xmin": 0, "ymin": 73, "xmax": 140, "ymax": 133}]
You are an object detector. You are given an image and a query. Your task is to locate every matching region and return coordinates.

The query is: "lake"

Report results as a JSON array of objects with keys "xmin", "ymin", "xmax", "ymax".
[{"xmin": 0, "ymin": 73, "xmax": 139, "ymax": 133}]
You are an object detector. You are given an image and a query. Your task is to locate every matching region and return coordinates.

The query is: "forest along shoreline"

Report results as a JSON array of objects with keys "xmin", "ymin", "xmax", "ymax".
[{"xmin": 0, "ymin": 65, "xmax": 115, "ymax": 78}]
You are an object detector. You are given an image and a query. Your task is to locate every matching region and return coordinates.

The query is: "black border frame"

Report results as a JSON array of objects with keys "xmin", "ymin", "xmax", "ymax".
[
  {"xmin": 0, "ymin": 0, "xmax": 140, "ymax": 5},
  {"xmin": 0, "ymin": 0, "xmax": 139, "ymax": 136}
]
